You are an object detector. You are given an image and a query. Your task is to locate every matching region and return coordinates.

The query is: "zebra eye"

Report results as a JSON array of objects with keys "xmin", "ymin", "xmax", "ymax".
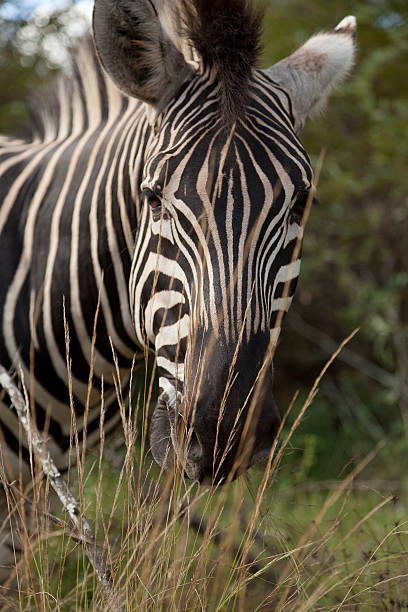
[
  {"xmin": 143, "ymin": 188, "xmax": 161, "ymax": 209},
  {"xmin": 290, "ymin": 189, "xmax": 318, "ymax": 224},
  {"xmin": 143, "ymin": 188, "xmax": 163, "ymax": 219}
]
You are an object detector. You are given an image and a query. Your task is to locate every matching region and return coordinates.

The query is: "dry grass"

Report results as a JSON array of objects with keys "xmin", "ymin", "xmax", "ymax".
[{"xmin": 0, "ymin": 340, "xmax": 407, "ymax": 611}]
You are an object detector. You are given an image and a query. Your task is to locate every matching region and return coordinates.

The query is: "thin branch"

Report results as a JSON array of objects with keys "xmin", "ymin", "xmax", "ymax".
[
  {"xmin": 6, "ymin": 481, "xmax": 111, "ymax": 549},
  {"xmin": 0, "ymin": 365, "xmax": 125, "ymax": 611}
]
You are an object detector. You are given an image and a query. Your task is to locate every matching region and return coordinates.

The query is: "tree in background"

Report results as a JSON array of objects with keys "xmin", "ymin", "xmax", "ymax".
[{"xmin": 0, "ymin": 0, "xmax": 407, "ymax": 479}]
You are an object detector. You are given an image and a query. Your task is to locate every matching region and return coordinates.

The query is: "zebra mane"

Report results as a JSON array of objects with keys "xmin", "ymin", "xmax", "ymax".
[
  {"xmin": 23, "ymin": 36, "xmax": 127, "ymax": 143},
  {"xmin": 174, "ymin": 0, "xmax": 264, "ymax": 122}
]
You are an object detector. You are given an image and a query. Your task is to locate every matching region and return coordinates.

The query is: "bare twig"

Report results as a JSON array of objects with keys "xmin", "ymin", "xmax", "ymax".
[
  {"xmin": 0, "ymin": 365, "xmax": 125, "ymax": 611},
  {"xmin": 6, "ymin": 481, "xmax": 112, "ymax": 549}
]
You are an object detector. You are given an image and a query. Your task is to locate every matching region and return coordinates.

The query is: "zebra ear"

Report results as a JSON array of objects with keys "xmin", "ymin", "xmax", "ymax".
[
  {"xmin": 92, "ymin": 0, "xmax": 192, "ymax": 111},
  {"xmin": 265, "ymin": 16, "xmax": 356, "ymax": 132}
]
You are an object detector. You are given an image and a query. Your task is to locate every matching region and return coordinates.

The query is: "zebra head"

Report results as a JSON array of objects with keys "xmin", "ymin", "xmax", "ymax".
[{"xmin": 93, "ymin": 0, "xmax": 356, "ymax": 483}]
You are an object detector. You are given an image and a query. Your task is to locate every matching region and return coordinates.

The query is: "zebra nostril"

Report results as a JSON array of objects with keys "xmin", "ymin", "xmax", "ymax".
[
  {"xmin": 187, "ymin": 430, "xmax": 203, "ymax": 461},
  {"xmin": 182, "ymin": 429, "xmax": 205, "ymax": 481}
]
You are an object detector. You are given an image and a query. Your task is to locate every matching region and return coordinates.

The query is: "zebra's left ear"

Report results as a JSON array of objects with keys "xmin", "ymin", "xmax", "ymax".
[{"xmin": 265, "ymin": 16, "xmax": 356, "ymax": 132}]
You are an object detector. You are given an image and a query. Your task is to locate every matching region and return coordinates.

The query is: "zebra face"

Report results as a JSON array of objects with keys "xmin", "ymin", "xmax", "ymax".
[
  {"xmin": 131, "ymin": 95, "xmax": 314, "ymax": 482},
  {"xmin": 93, "ymin": 0, "xmax": 356, "ymax": 482}
]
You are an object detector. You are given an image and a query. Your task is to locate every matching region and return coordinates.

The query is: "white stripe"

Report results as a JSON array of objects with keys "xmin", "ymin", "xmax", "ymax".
[
  {"xmin": 0, "ymin": 141, "xmax": 59, "ymax": 236},
  {"xmin": 144, "ymin": 290, "xmax": 186, "ymax": 343},
  {"xmin": 159, "ymin": 375, "xmax": 176, "ymax": 396},
  {"xmin": 157, "ymin": 356, "xmax": 185, "ymax": 381},
  {"xmin": 155, "ymin": 314, "xmax": 190, "ymax": 351},
  {"xmin": 269, "ymin": 296, "xmax": 293, "ymax": 313},
  {"xmin": 273, "ymin": 259, "xmax": 301, "ymax": 286},
  {"xmin": 225, "ymin": 167, "xmax": 235, "ymax": 340}
]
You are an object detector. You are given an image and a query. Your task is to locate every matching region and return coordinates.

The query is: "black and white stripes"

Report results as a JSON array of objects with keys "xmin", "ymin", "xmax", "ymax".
[
  {"xmin": 0, "ymin": 1, "xmax": 356, "ymax": 486},
  {"xmin": 0, "ymin": 40, "xmax": 145, "ymax": 470}
]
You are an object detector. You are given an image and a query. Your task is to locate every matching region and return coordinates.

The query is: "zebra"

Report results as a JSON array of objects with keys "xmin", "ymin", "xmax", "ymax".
[{"xmin": 0, "ymin": 0, "xmax": 356, "ymax": 540}]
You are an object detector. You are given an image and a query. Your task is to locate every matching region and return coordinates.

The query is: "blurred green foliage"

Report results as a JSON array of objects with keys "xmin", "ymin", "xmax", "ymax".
[
  {"xmin": 0, "ymin": 0, "xmax": 407, "ymax": 479},
  {"xmin": 0, "ymin": 0, "xmax": 88, "ymax": 132},
  {"xmin": 262, "ymin": 1, "xmax": 408, "ymax": 479}
]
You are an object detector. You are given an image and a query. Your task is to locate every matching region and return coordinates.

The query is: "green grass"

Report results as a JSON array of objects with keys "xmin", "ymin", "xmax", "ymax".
[{"xmin": 3, "ymin": 408, "xmax": 407, "ymax": 611}]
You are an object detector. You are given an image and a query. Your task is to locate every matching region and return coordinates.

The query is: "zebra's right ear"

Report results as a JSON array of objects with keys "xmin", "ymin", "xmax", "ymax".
[{"xmin": 93, "ymin": 0, "xmax": 192, "ymax": 112}]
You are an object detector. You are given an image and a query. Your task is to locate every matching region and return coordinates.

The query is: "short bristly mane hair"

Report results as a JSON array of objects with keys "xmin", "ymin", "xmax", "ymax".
[
  {"xmin": 175, "ymin": 0, "xmax": 264, "ymax": 122},
  {"xmin": 23, "ymin": 1, "xmax": 264, "ymax": 141}
]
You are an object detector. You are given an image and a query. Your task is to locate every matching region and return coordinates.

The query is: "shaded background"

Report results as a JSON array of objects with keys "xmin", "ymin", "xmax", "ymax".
[{"xmin": 0, "ymin": 0, "xmax": 407, "ymax": 482}]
